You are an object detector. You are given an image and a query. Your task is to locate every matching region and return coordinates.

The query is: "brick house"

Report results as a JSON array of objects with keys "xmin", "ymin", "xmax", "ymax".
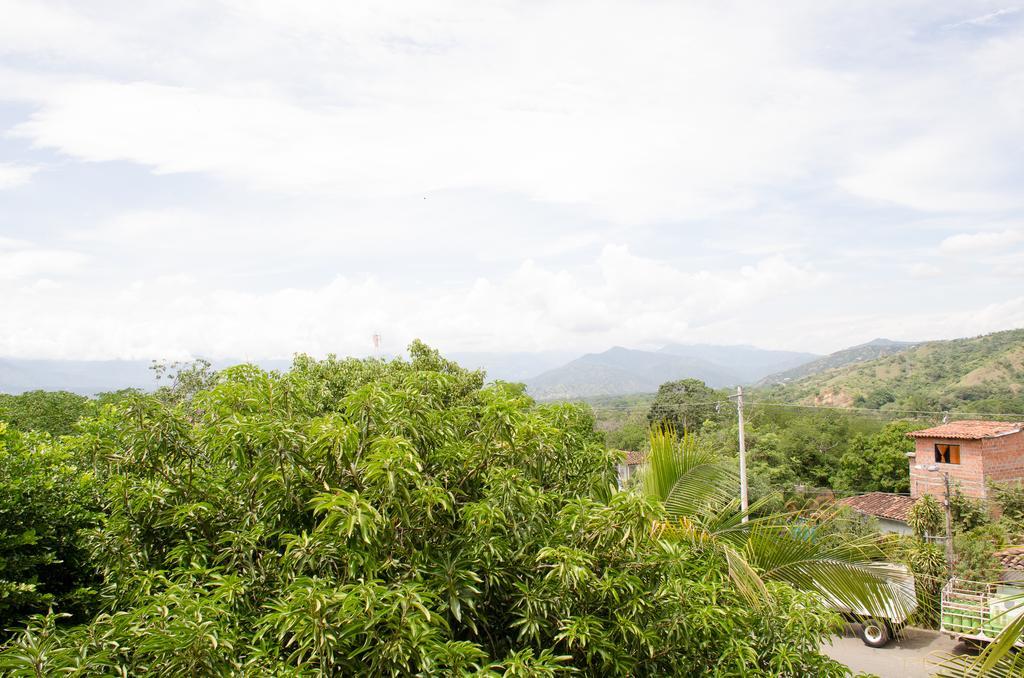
[{"xmin": 907, "ymin": 420, "xmax": 1024, "ymax": 502}]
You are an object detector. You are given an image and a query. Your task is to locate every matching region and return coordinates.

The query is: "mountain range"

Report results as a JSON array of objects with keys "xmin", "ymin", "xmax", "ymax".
[
  {"xmin": 523, "ymin": 345, "xmax": 818, "ymax": 400},
  {"xmin": 4, "ymin": 329, "xmax": 1020, "ymax": 415},
  {"xmin": 0, "ymin": 337, "xmax": 926, "ymax": 399}
]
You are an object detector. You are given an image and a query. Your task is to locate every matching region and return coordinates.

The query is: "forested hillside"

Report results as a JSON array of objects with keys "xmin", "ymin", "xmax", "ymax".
[
  {"xmin": 762, "ymin": 328, "xmax": 1024, "ymax": 414},
  {"xmin": 758, "ymin": 338, "xmax": 919, "ymax": 386}
]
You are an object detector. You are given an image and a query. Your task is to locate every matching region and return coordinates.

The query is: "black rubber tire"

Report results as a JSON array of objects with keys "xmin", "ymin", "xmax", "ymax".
[{"xmin": 859, "ymin": 618, "xmax": 891, "ymax": 648}]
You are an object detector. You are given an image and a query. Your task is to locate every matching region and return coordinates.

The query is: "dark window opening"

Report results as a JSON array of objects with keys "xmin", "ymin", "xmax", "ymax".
[{"xmin": 935, "ymin": 443, "xmax": 961, "ymax": 465}]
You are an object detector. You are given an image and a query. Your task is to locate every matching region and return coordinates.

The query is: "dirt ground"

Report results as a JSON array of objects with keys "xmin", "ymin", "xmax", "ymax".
[{"xmin": 822, "ymin": 624, "xmax": 979, "ymax": 677}]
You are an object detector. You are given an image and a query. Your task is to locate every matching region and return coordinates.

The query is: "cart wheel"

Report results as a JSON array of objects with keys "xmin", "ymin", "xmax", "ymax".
[{"xmin": 860, "ymin": 618, "xmax": 891, "ymax": 648}]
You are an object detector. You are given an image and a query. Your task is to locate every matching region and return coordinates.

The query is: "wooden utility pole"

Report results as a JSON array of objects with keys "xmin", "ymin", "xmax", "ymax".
[{"xmin": 737, "ymin": 386, "xmax": 749, "ymax": 522}]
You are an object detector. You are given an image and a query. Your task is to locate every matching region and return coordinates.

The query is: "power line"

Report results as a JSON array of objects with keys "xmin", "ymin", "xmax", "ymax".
[
  {"xmin": 584, "ymin": 399, "xmax": 731, "ymax": 414},
  {"xmin": 745, "ymin": 400, "xmax": 1024, "ymax": 420},
  {"xmin": 576, "ymin": 397, "xmax": 1023, "ymax": 420}
]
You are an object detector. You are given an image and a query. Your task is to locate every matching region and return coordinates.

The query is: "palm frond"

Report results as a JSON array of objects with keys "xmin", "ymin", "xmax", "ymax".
[
  {"xmin": 722, "ymin": 544, "xmax": 768, "ymax": 606},
  {"xmin": 933, "ymin": 643, "xmax": 1024, "ymax": 678},
  {"xmin": 743, "ymin": 524, "xmax": 916, "ymax": 620},
  {"xmin": 700, "ymin": 493, "xmax": 784, "ymax": 544},
  {"xmin": 638, "ymin": 426, "xmax": 915, "ymax": 622},
  {"xmin": 640, "ymin": 427, "xmax": 736, "ymax": 518}
]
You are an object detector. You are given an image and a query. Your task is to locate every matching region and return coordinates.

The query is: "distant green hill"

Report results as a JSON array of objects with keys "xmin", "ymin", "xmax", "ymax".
[
  {"xmin": 758, "ymin": 338, "xmax": 919, "ymax": 386},
  {"xmin": 761, "ymin": 328, "xmax": 1024, "ymax": 414}
]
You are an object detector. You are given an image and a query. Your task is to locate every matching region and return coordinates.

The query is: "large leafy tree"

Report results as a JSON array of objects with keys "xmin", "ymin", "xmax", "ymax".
[
  {"xmin": 767, "ymin": 412, "xmax": 864, "ymax": 489},
  {"xmin": 0, "ymin": 344, "xmax": 853, "ymax": 676},
  {"xmin": 646, "ymin": 378, "xmax": 724, "ymax": 434},
  {"xmin": 831, "ymin": 420, "xmax": 915, "ymax": 494}
]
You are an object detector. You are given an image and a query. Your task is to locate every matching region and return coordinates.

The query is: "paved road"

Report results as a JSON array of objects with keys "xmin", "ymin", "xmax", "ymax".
[{"xmin": 822, "ymin": 625, "xmax": 977, "ymax": 677}]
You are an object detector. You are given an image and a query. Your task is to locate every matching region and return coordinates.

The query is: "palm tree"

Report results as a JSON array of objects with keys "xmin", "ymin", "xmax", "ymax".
[{"xmin": 639, "ymin": 427, "xmax": 917, "ymax": 623}]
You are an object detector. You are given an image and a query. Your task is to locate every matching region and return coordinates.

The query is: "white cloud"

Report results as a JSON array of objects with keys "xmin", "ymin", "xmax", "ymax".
[
  {"xmin": 946, "ymin": 7, "xmax": 1021, "ymax": 29},
  {"xmin": 1, "ymin": 3, "xmax": 1020, "ymax": 223},
  {"xmin": 873, "ymin": 296, "xmax": 1024, "ymax": 343},
  {"xmin": 9, "ymin": 72, "xmax": 826, "ymax": 223},
  {"xmin": 759, "ymin": 296, "xmax": 1024, "ymax": 354},
  {"xmin": 0, "ymin": 240, "xmax": 88, "ymax": 280},
  {"xmin": 909, "ymin": 262, "xmax": 942, "ymax": 278},
  {"xmin": 0, "ymin": 246, "xmax": 823, "ymax": 359},
  {"xmin": 940, "ymin": 229, "xmax": 1024, "ymax": 253},
  {"xmin": 1, "ymin": 2, "xmax": 1024, "ymax": 360},
  {"xmin": 0, "ymin": 237, "xmax": 32, "ymax": 249},
  {"xmin": 0, "ymin": 1, "xmax": 109, "ymax": 58},
  {"xmin": 840, "ymin": 133, "xmax": 1024, "ymax": 213},
  {"xmin": 0, "ymin": 3, "xmax": 902, "ymax": 221},
  {"xmin": 0, "ymin": 162, "xmax": 38, "ymax": 189},
  {"xmin": 68, "ymin": 208, "xmax": 214, "ymax": 243}
]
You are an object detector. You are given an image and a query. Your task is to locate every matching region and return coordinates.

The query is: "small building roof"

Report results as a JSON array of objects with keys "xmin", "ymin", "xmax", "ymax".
[
  {"xmin": 622, "ymin": 450, "xmax": 647, "ymax": 465},
  {"xmin": 994, "ymin": 546, "xmax": 1024, "ymax": 572},
  {"xmin": 907, "ymin": 420, "xmax": 1023, "ymax": 440},
  {"xmin": 839, "ymin": 492, "xmax": 915, "ymax": 523}
]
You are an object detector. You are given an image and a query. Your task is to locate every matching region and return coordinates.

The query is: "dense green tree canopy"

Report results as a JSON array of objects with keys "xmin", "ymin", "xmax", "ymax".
[
  {"xmin": 646, "ymin": 379, "xmax": 725, "ymax": 434},
  {"xmin": 830, "ymin": 421, "xmax": 915, "ymax": 494},
  {"xmin": 0, "ymin": 390, "xmax": 95, "ymax": 437},
  {"xmin": 0, "ymin": 343, "xmax": 853, "ymax": 676},
  {"xmin": 0, "ymin": 424, "xmax": 100, "ymax": 630}
]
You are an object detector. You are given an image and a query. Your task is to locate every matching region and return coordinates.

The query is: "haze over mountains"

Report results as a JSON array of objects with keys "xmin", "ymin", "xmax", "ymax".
[
  {"xmin": 0, "ymin": 335, "xmax": 945, "ymax": 399},
  {"xmin": 446, "ymin": 351, "xmax": 579, "ymax": 383},
  {"xmin": 0, "ymin": 358, "xmax": 292, "ymax": 396},
  {"xmin": 523, "ymin": 345, "xmax": 818, "ymax": 400}
]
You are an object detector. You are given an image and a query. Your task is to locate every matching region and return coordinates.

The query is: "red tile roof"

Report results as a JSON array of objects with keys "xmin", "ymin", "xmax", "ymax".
[
  {"xmin": 839, "ymin": 492, "xmax": 916, "ymax": 523},
  {"xmin": 622, "ymin": 450, "xmax": 647, "ymax": 465},
  {"xmin": 995, "ymin": 546, "xmax": 1024, "ymax": 572},
  {"xmin": 907, "ymin": 420, "xmax": 1023, "ymax": 440}
]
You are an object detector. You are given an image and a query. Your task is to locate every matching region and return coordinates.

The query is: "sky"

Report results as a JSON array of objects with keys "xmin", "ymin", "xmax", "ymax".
[{"xmin": 1, "ymin": 1, "xmax": 1024, "ymax": 361}]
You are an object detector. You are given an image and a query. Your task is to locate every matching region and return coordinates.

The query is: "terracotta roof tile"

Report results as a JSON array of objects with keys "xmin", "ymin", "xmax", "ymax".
[
  {"xmin": 995, "ymin": 546, "xmax": 1024, "ymax": 571},
  {"xmin": 622, "ymin": 450, "xmax": 647, "ymax": 465},
  {"xmin": 839, "ymin": 492, "xmax": 916, "ymax": 523},
  {"xmin": 907, "ymin": 420, "xmax": 1023, "ymax": 440}
]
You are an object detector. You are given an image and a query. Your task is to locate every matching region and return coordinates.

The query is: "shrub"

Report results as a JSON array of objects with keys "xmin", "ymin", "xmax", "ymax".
[
  {"xmin": 908, "ymin": 494, "xmax": 944, "ymax": 540},
  {"xmin": 0, "ymin": 424, "xmax": 100, "ymax": 631}
]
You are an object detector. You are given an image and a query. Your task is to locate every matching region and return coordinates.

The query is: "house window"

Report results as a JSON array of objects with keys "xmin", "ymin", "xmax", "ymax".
[{"xmin": 935, "ymin": 443, "xmax": 961, "ymax": 464}]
